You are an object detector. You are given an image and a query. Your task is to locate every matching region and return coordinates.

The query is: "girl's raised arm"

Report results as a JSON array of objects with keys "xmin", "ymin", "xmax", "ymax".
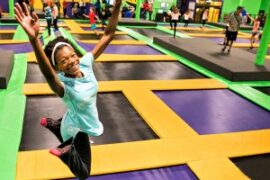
[
  {"xmin": 14, "ymin": 3, "xmax": 64, "ymax": 97},
  {"xmin": 91, "ymin": 0, "xmax": 122, "ymax": 59}
]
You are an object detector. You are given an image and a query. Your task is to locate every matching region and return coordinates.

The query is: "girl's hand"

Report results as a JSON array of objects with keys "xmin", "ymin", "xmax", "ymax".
[{"xmin": 14, "ymin": 3, "xmax": 40, "ymax": 40}]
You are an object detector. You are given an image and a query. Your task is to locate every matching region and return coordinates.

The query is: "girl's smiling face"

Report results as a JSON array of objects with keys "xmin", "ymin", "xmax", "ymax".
[{"xmin": 55, "ymin": 46, "xmax": 81, "ymax": 78}]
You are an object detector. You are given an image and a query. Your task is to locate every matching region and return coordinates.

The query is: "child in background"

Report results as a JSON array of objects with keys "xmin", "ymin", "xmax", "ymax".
[
  {"xmin": 247, "ymin": 14, "xmax": 261, "ymax": 49},
  {"xmin": 84, "ymin": 6, "xmax": 100, "ymax": 38},
  {"xmin": 14, "ymin": 0, "xmax": 122, "ymax": 178}
]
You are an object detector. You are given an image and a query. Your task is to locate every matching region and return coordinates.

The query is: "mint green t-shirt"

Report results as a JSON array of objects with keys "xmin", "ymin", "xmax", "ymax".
[{"xmin": 58, "ymin": 52, "xmax": 103, "ymax": 141}]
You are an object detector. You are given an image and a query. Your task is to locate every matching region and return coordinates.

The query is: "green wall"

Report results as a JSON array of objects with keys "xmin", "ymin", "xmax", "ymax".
[
  {"xmin": 221, "ymin": 0, "xmax": 267, "ymax": 20},
  {"xmin": 221, "ymin": 0, "xmax": 240, "ymax": 18},
  {"xmin": 241, "ymin": 0, "xmax": 261, "ymax": 15},
  {"xmin": 260, "ymin": 0, "xmax": 270, "ymax": 12}
]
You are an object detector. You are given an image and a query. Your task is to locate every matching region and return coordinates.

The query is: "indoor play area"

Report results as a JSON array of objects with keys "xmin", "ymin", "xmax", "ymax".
[{"xmin": 0, "ymin": 0, "xmax": 270, "ymax": 179}]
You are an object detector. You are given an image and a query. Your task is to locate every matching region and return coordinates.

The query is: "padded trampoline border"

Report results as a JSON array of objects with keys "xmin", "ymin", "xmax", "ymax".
[{"xmin": 117, "ymin": 26, "xmax": 270, "ymax": 110}]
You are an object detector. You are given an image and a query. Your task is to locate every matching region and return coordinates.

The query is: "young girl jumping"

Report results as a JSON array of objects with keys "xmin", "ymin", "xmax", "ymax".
[{"xmin": 14, "ymin": 0, "xmax": 122, "ymax": 179}]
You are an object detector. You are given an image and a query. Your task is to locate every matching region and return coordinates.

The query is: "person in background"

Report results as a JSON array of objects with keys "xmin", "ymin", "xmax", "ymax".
[
  {"xmin": 170, "ymin": 6, "xmax": 180, "ymax": 38},
  {"xmin": 100, "ymin": 7, "xmax": 109, "ymax": 30},
  {"xmin": 221, "ymin": 6, "xmax": 243, "ymax": 53},
  {"xmin": 79, "ymin": 0, "xmax": 87, "ymax": 17},
  {"xmin": 241, "ymin": 7, "xmax": 247, "ymax": 25},
  {"xmin": 247, "ymin": 14, "xmax": 261, "ymax": 49},
  {"xmin": 142, "ymin": 0, "xmax": 150, "ymax": 20},
  {"xmin": 201, "ymin": 9, "xmax": 209, "ymax": 28},
  {"xmin": 52, "ymin": 1, "xmax": 59, "ymax": 31},
  {"xmin": 44, "ymin": 2, "xmax": 52, "ymax": 36},
  {"xmin": 84, "ymin": 6, "xmax": 100, "ymax": 38},
  {"xmin": 62, "ymin": 0, "xmax": 68, "ymax": 18},
  {"xmin": 72, "ymin": 2, "xmax": 80, "ymax": 18},
  {"xmin": 183, "ymin": 9, "xmax": 191, "ymax": 27}
]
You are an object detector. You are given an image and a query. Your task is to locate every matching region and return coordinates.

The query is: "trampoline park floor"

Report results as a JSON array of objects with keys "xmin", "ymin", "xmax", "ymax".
[{"xmin": 1, "ymin": 20, "xmax": 270, "ymax": 180}]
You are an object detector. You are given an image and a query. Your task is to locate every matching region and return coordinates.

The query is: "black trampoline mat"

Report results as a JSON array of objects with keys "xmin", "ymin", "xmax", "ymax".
[
  {"xmin": 180, "ymin": 29, "xmax": 224, "ymax": 34},
  {"xmin": 232, "ymin": 154, "xmax": 270, "ymax": 180},
  {"xmin": 25, "ymin": 63, "xmax": 47, "ymax": 83},
  {"xmin": 254, "ymin": 87, "xmax": 270, "ymax": 95},
  {"xmin": 0, "ymin": 33, "xmax": 14, "ymax": 39},
  {"xmin": 93, "ymin": 62, "xmax": 205, "ymax": 81},
  {"xmin": 72, "ymin": 33, "xmax": 134, "ymax": 40},
  {"xmin": 130, "ymin": 28, "xmax": 170, "ymax": 39},
  {"xmin": 20, "ymin": 93, "xmax": 158, "ymax": 151},
  {"xmin": 25, "ymin": 62, "xmax": 205, "ymax": 83}
]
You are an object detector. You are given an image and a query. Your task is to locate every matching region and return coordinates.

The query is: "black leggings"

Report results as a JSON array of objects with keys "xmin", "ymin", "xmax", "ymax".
[
  {"xmin": 53, "ymin": 18, "xmax": 58, "ymax": 31},
  {"xmin": 46, "ymin": 19, "xmax": 52, "ymax": 36},
  {"xmin": 184, "ymin": 19, "xmax": 189, "ymax": 27},
  {"xmin": 170, "ymin": 20, "xmax": 178, "ymax": 37}
]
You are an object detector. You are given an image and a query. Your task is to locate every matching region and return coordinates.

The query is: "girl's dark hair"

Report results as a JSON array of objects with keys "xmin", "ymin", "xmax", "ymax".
[{"xmin": 44, "ymin": 36, "xmax": 74, "ymax": 68}]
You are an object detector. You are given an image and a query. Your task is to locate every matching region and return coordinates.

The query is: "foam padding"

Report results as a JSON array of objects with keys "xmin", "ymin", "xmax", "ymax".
[
  {"xmin": 64, "ymin": 20, "xmax": 84, "ymax": 32},
  {"xmin": 188, "ymin": 158, "xmax": 249, "ymax": 180},
  {"xmin": 233, "ymin": 43, "xmax": 270, "ymax": 48},
  {"xmin": 0, "ymin": 40, "xmax": 28, "ymax": 44},
  {"xmin": 26, "ymin": 53, "xmax": 176, "ymax": 62},
  {"xmin": 96, "ymin": 54, "xmax": 176, "ymax": 62},
  {"xmin": 0, "ymin": 30, "xmax": 16, "ymax": 33},
  {"xmin": 0, "ymin": 49, "xmax": 14, "ymax": 89},
  {"xmin": 26, "ymin": 52, "xmax": 36, "ymax": 63},
  {"xmin": 23, "ymin": 79, "xmax": 226, "ymax": 95},
  {"xmin": 79, "ymin": 40, "xmax": 147, "ymax": 45},
  {"xmin": 17, "ymin": 129, "xmax": 270, "ymax": 179},
  {"xmin": 154, "ymin": 36, "xmax": 270, "ymax": 81}
]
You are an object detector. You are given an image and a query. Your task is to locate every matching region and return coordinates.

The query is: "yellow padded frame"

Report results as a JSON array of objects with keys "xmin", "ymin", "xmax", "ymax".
[
  {"xmin": 0, "ymin": 40, "xmax": 28, "ymax": 44},
  {"xmin": 26, "ymin": 53, "xmax": 176, "ymax": 63},
  {"xmin": 233, "ymin": 43, "xmax": 270, "ymax": 48},
  {"xmin": 79, "ymin": 40, "xmax": 146, "ymax": 45}
]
